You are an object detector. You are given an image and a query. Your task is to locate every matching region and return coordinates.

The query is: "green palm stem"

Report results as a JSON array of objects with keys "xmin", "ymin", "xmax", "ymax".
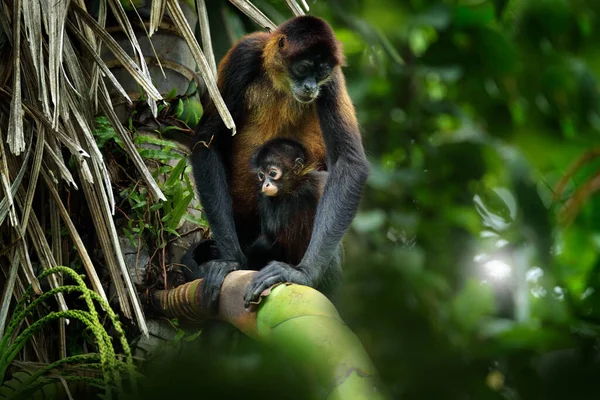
[{"xmin": 149, "ymin": 270, "xmax": 390, "ymax": 400}]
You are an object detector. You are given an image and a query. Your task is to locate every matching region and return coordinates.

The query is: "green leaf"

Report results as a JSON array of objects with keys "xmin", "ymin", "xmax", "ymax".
[
  {"xmin": 150, "ymin": 202, "xmax": 164, "ymax": 211},
  {"xmin": 556, "ymin": 227, "xmax": 600, "ymax": 297},
  {"xmin": 165, "ymin": 158, "xmax": 188, "ymax": 188},
  {"xmin": 173, "ymin": 329, "xmax": 186, "ymax": 343},
  {"xmin": 166, "ymin": 87, "xmax": 178, "ymax": 100},
  {"xmin": 176, "ymin": 99, "xmax": 185, "ymax": 118},
  {"xmin": 180, "ymin": 97, "xmax": 204, "ymax": 127},
  {"xmin": 135, "ymin": 135, "xmax": 179, "ymax": 148},
  {"xmin": 182, "ymin": 213, "xmax": 206, "ymax": 226},
  {"xmin": 184, "ymin": 329, "xmax": 202, "ymax": 342},
  {"xmin": 138, "ymin": 149, "xmax": 181, "ymax": 161},
  {"xmin": 163, "ymin": 193, "xmax": 193, "ymax": 231},
  {"xmin": 123, "ymin": 228, "xmax": 136, "ymax": 247},
  {"xmin": 163, "ymin": 227, "xmax": 180, "ymax": 237},
  {"xmin": 131, "ymin": 200, "xmax": 147, "ymax": 210}
]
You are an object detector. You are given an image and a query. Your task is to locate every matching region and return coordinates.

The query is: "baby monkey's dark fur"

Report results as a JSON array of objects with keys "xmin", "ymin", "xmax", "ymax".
[{"xmin": 246, "ymin": 139, "xmax": 327, "ymax": 269}]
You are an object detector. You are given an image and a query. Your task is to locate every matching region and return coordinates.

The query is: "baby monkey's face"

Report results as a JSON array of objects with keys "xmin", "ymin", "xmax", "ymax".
[
  {"xmin": 256, "ymin": 156, "xmax": 304, "ymax": 197},
  {"xmin": 257, "ymin": 165, "xmax": 283, "ymax": 197}
]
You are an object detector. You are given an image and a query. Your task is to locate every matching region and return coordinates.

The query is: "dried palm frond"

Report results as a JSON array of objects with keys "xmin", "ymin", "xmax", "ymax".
[
  {"xmin": 196, "ymin": 0, "xmax": 217, "ymax": 77},
  {"xmin": 284, "ymin": 0, "xmax": 305, "ymax": 16},
  {"xmin": 0, "ymin": 0, "xmax": 281, "ymax": 363},
  {"xmin": 229, "ymin": 0, "xmax": 277, "ymax": 31}
]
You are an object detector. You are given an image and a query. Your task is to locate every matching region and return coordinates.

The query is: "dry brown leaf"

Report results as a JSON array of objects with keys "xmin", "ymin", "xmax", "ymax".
[
  {"xmin": 284, "ymin": 0, "xmax": 305, "ymax": 16},
  {"xmin": 7, "ymin": 0, "xmax": 25, "ymax": 155},
  {"xmin": 167, "ymin": 0, "xmax": 237, "ymax": 134},
  {"xmin": 196, "ymin": 0, "xmax": 217, "ymax": 77},
  {"xmin": 229, "ymin": 0, "xmax": 277, "ymax": 31}
]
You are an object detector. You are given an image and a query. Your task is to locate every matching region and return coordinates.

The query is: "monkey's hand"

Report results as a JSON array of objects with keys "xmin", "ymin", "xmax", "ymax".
[
  {"xmin": 201, "ymin": 260, "xmax": 241, "ymax": 313},
  {"xmin": 244, "ymin": 261, "xmax": 311, "ymax": 308}
]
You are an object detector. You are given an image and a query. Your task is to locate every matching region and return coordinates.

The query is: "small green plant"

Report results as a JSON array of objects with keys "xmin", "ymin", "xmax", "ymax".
[
  {"xmin": 119, "ymin": 150, "xmax": 204, "ymax": 246},
  {"xmin": 93, "ymin": 94, "xmax": 208, "ymax": 288},
  {"xmin": 0, "ymin": 267, "xmax": 136, "ymax": 400}
]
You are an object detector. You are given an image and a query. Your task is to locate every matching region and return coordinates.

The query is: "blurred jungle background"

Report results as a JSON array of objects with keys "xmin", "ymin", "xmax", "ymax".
[{"xmin": 2, "ymin": 0, "xmax": 600, "ymax": 399}]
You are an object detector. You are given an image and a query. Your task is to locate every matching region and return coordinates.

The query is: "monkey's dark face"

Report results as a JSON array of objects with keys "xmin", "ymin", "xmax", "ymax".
[{"xmin": 288, "ymin": 58, "xmax": 333, "ymax": 103}]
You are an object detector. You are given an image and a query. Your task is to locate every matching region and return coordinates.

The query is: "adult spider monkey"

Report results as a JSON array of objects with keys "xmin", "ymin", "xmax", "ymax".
[
  {"xmin": 245, "ymin": 139, "xmax": 341, "ymax": 299},
  {"xmin": 188, "ymin": 15, "xmax": 369, "ymax": 310}
]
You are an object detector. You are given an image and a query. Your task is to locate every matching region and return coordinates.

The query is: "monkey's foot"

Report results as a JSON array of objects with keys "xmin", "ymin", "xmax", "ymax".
[{"xmin": 243, "ymin": 261, "xmax": 310, "ymax": 308}]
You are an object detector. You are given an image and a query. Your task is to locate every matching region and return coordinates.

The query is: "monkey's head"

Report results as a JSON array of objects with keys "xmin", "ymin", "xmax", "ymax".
[
  {"xmin": 265, "ymin": 16, "xmax": 344, "ymax": 103},
  {"xmin": 251, "ymin": 139, "xmax": 308, "ymax": 197}
]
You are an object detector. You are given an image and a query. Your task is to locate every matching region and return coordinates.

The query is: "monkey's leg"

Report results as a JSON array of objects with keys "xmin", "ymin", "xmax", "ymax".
[
  {"xmin": 181, "ymin": 239, "xmax": 221, "ymax": 281},
  {"xmin": 245, "ymin": 235, "xmax": 282, "ymax": 270}
]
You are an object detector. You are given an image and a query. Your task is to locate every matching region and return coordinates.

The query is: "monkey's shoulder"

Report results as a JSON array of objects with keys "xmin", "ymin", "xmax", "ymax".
[
  {"xmin": 222, "ymin": 32, "xmax": 269, "ymax": 63},
  {"xmin": 217, "ymin": 33, "xmax": 270, "ymax": 98}
]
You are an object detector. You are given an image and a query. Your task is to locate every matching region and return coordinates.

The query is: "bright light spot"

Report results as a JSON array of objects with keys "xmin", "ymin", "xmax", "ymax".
[
  {"xmin": 480, "ymin": 230, "xmax": 499, "ymax": 238},
  {"xmin": 386, "ymin": 228, "xmax": 397, "ymax": 243},
  {"xmin": 554, "ymin": 242, "xmax": 563, "ymax": 256},
  {"xmin": 527, "ymin": 267, "xmax": 546, "ymax": 297},
  {"xmin": 483, "ymin": 259, "xmax": 512, "ymax": 281},
  {"xmin": 531, "ymin": 287, "xmax": 546, "ymax": 298},
  {"xmin": 553, "ymin": 286, "xmax": 565, "ymax": 301},
  {"xmin": 495, "ymin": 239, "xmax": 509, "ymax": 248},
  {"xmin": 526, "ymin": 267, "xmax": 543, "ymax": 283},
  {"xmin": 581, "ymin": 287, "xmax": 595, "ymax": 300},
  {"xmin": 473, "ymin": 253, "xmax": 487, "ymax": 263}
]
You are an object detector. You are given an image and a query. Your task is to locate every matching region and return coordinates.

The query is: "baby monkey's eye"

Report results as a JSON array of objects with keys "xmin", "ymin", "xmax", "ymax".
[
  {"xmin": 269, "ymin": 168, "xmax": 282, "ymax": 179},
  {"xmin": 258, "ymin": 171, "xmax": 265, "ymax": 181}
]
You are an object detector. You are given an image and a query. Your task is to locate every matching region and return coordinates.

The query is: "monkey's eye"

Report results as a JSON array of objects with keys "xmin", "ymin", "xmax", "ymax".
[
  {"xmin": 293, "ymin": 63, "xmax": 310, "ymax": 77},
  {"xmin": 316, "ymin": 64, "xmax": 331, "ymax": 80},
  {"xmin": 258, "ymin": 171, "xmax": 265, "ymax": 181},
  {"xmin": 269, "ymin": 169, "xmax": 281, "ymax": 180}
]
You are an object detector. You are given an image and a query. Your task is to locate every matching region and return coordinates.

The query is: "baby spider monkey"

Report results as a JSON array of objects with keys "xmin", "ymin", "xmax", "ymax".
[{"xmin": 245, "ymin": 139, "xmax": 342, "ymax": 298}]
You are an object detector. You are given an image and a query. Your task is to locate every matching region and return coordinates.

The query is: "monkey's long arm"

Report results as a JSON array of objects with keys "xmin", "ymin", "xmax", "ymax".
[
  {"xmin": 190, "ymin": 34, "xmax": 265, "ymax": 311},
  {"xmin": 301, "ymin": 71, "xmax": 369, "ymax": 271},
  {"xmin": 191, "ymin": 122, "xmax": 242, "ymax": 262}
]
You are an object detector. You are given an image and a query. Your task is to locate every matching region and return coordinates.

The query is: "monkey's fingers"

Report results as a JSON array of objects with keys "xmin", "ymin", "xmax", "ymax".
[
  {"xmin": 244, "ymin": 272, "xmax": 285, "ymax": 308},
  {"xmin": 201, "ymin": 260, "xmax": 239, "ymax": 313}
]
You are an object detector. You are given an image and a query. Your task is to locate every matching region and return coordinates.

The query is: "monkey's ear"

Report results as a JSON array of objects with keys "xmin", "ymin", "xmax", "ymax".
[
  {"xmin": 292, "ymin": 157, "xmax": 304, "ymax": 175},
  {"xmin": 278, "ymin": 36, "xmax": 285, "ymax": 49}
]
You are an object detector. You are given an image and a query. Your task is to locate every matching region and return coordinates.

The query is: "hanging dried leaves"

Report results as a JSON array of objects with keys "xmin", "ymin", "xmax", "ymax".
[{"xmin": 0, "ymin": 0, "xmax": 282, "ymax": 345}]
